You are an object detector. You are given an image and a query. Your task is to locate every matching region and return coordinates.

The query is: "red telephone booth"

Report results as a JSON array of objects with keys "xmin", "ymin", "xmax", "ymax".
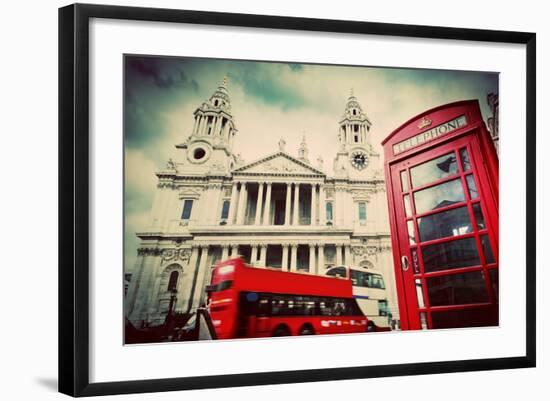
[{"xmin": 382, "ymin": 100, "xmax": 499, "ymax": 330}]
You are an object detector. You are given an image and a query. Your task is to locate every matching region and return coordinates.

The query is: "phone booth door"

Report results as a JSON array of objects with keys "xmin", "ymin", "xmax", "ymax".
[{"xmin": 383, "ymin": 101, "xmax": 499, "ymax": 330}]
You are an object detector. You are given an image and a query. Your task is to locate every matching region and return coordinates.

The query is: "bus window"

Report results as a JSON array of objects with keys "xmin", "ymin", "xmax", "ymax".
[
  {"xmin": 366, "ymin": 273, "xmax": 385, "ymax": 289},
  {"xmin": 378, "ymin": 299, "xmax": 389, "ymax": 316},
  {"xmin": 326, "ymin": 266, "xmax": 347, "ymax": 278}
]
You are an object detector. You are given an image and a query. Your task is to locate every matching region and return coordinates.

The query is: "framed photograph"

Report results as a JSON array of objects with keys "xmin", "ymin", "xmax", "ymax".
[{"xmin": 58, "ymin": 3, "xmax": 536, "ymax": 397}]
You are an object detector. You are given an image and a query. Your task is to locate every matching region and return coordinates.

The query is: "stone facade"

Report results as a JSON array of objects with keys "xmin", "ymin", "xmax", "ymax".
[{"xmin": 125, "ymin": 81, "xmax": 398, "ymax": 327}]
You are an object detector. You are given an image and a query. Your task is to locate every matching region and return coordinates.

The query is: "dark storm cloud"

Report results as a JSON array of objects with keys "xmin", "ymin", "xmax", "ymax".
[
  {"xmin": 227, "ymin": 61, "xmax": 307, "ymax": 110},
  {"xmin": 124, "ymin": 56, "xmax": 202, "ymax": 156}
]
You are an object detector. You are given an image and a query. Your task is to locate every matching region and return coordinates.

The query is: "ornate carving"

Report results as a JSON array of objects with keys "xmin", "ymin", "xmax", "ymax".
[
  {"xmin": 325, "ymin": 188, "xmax": 335, "ymax": 199},
  {"xmin": 351, "ymin": 246, "xmax": 378, "ymax": 256},
  {"xmin": 137, "ymin": 248, "xmax": 161, "ymax": 257},
  {"xmin": 278, "ymin": 137, "xmax": 286, "ymax": 152},
  {"xmin": 161, "ymin": 248, "xmax": 192, "ymax": 264},
  {"xmin": 282, "ymin": 162, "xmax": 295, "ymax": 172},
  {"xmin": 352, "ymin": 190, "xmax": 372, "ymax": 201},
  {"xmin": 210, "ymin": 161, "xmax": 225, "ymax": 172},
  {"xmin": 165, "ymin": 158, "xmax": 176, "ymax": 170}
]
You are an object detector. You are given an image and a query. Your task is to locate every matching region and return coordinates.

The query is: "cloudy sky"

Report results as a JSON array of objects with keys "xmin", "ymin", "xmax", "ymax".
[{"xmin": 124, "ymin": 55, "xmax": 498, "ymax": 273}]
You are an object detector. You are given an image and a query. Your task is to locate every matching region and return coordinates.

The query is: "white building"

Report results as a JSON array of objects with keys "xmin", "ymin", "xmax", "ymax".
[{"xmin": 125, "ymin": 79, "xmax": 398, "ymax": 327}]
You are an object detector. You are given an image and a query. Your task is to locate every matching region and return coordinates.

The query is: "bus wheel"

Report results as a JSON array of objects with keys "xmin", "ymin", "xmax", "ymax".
[
  {"xmin": 367, "ymin": 322, "xmax": 376, "ymax": 332},
  {"xmin": 272, "ymin": 325, "xmax": 290, "ymax": 337},
  {"xmin": 299, "ymin": 325, "xmax": 315, "ymax": 336}
]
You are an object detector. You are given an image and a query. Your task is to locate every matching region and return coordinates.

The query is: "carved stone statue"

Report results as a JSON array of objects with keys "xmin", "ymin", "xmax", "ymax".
[{"xmin": 278, "ymin": 137, "xmax": 286, "ymax": 152}]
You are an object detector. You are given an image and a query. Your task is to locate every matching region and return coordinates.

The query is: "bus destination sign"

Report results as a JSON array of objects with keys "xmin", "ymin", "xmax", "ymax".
[{"xmin": 393, "ymin": 115, "xmax": 467, "ymax": 155}]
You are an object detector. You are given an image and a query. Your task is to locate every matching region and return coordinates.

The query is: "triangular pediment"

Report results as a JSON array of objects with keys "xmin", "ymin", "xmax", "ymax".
[{"xmin": 233, "ymin": 152, "xmax": 324, "ymax": 176}]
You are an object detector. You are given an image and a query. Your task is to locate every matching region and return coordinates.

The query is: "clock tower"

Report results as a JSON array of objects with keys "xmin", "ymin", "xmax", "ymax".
[{"xmin": 333, "ymin": 90, "xmax": 380, "ymax": 179}]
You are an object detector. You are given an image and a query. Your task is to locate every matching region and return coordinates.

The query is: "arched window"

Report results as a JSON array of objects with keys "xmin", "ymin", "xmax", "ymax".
[{"xmin": 167, "ymin": 271, "xmax": 179, "ymax": 292}]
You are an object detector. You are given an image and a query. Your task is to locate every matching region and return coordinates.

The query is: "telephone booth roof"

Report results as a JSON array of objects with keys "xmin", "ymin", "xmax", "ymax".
[{"xmin": 381, "ymin": 100, "xmax": 485, "ymax": 162}]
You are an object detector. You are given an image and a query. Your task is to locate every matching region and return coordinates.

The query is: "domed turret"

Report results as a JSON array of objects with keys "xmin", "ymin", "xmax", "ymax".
[
  {"xmin": 338, "ymin": 89, "xmax": 372, "ymax": 146},
  {"xmin": 209, "ymin": 76, "xmax": 232, "ymax": 111}
]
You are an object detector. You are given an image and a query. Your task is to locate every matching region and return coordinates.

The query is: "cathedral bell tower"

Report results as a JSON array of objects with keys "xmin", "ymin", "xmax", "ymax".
[
  {"xmin": 176, "ymin": 77, "xmax": 238, "ymax": 175},
  {"xmin": 333, "ymin": 90, "xmax": 379, "ymax": 179}
]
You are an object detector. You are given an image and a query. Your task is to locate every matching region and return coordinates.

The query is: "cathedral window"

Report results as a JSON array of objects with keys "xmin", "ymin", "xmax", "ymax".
[
  {"xmin": 167, "ymin": 271, "xmax": 179, "ymax": 292},
  {"xmin": 193, "ymin": 148, "xmax": 206, "ymax": 160},
  {"xmin": 326, "ymin": 202, "xmax": 334, "ymax": 222},
  {"xmin": 358, "ymin": 202, "xmax": 367, "ymax": 222},
  {"xmin": 181, "ymin": 199, "xmax": 194, "ymax": 220},
  {"xmin": 221, "ymin": 200, "xmax": 230, "ymax": 220}
]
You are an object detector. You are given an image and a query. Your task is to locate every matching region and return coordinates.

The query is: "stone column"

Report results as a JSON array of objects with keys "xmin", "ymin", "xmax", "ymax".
[
  {"xmin": 317, "ymin": 244, "xmax": 325, "ymax": 275},
  {"xmin": 281, "ymin": 244, "xmax": 289, "ymax": 271},
  {"xmin": 230, "ymin": 244, "xmax": 239, "ymax": 257},
  {"xmin": 290, "ymin": 244, "xmax": 298, "ymax": 272},
  {"xmin": 293, "ymin": 183, "xmax": 300, "ymax": 225},
  {"xmin": 309, "ymin": 245, "xmax": 316, "ymax": 273},
  {"xmin": 191, "ymin": 245, "xmax": 209, "ymax": 310},
  {"xmin": 236, "ymin": 182, "xmax": 247, "ymax": 225},
  {"xmin": 191, "ymin": 116, "xmax": 201, "ymax": 135},
  {"xmin": 221, "ymin": 245, "xmax": 229, "ymax": 261},
  {"xmin": 344, "ymin": 244, "xmax": 352, "ymax": 266},
  {"xmin": 227, "ymin": 182, "xmax": 239, "ymax": 224},
  {"xmin": 310, "ymin": 183, "xmax": 317, "ymax": 225},
  {"xmin": 319, "ymin": 184, "xmax": 326, "ymax": 225},
  {"xmin": 208, "ymin": 183, "xmax": 222, "ymax": 225},
  {"xmin": 259, "ymin": 244, "xmax": 268, "ymax": 266},
  {"xmin": 254, "ymin": 182, "xmax": 264, "ymax": 225},
  {"xmin": 263, "ymin": 182, "xmax": 272, "ymax": 225},
  {"xmin": 181, "ymin": 245, "xmax": 200, "ymax": 313},
  {"xmin": 336, "ymin": 244, "xmax": 343, "ymax": 265},
  {"xmin": 250, "ymin": 245, "xmax": 258, "ymax": 265},
  {"xmin": 199, "ymin": 115, "xmax": 208, "ymax": 136},
  {"xmin": 284, "ymin": 183, "xmax": 292, "ymax": 226},
  {"xmin": 214, "ymin": 116, "xmax": 222, "ymax": 136}
]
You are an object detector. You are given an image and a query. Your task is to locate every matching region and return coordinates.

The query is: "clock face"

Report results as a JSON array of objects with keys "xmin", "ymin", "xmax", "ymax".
[{"xmin": 350, "ymin": 151, "xmax": 368, "ymax": 170}]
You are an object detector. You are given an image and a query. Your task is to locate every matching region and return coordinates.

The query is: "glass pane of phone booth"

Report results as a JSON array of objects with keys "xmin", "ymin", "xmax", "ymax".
[{"xmin": 397, "ymin": 144, "xmax": 498, "ymax": 329}]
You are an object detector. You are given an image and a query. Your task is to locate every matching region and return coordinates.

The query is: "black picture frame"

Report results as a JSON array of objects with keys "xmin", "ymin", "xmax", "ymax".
[{"xmin": 58, "ymin": 3, "xmax": 536, "ymax": 397}]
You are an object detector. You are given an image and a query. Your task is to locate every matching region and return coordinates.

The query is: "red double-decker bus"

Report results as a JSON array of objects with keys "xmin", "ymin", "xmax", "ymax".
[{"xmin": 206, "ymin": 257, "xmax": 370, "ymax": 339}]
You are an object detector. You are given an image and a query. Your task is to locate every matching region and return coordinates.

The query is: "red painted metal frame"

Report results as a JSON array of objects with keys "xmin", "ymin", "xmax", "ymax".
[{"xmin": 382, "ymin": 100, "xmax": 499, "ymax": 330}]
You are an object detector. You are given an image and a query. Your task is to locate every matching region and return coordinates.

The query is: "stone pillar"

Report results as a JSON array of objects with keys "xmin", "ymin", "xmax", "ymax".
[
  {"xmin": 250, "ymin": 245, "xmax": 258, "ymax": 265},
  {"xmin": 214, "ymin": 116, "xmax": 222, "ymax": 136},
  {"xmin": 319, "ymin": 185, "xmax": 326, "ymax": 226},
  {"xmin": 221, "ymin": 245, "xmax": 229, "ymax": 261},
  {"xmin": 290, "ymin": 244, "xmax": 298, "ymax": 272},
  {"xmin": 208, "ymin": 183, "xmax": 222, "ymax": 225},
  {"xmin": 259, "ymin": 244, "xmax": 268, "ymax": 266},
  {"xmin": 293, "ymin": 183, "xmax": 300, "ymax": 225},
  {"xmin": 310, "ymin": 183, "xmax": 317, "ymax": 225},
  {"xmin": 263, "ymin": 182, "xmax": 272, "ymax": 225},
  {"xmin": 317, "ymin": 244, "xmax": 325, "ymax": 275},
  {"xmin": 254, "ymin": 182, "xmax": 264, "ymax": 225},
  {"xmin": 309, "ymin": 245, "xmax": 316, "ymax": 273},
  {"xmin": 191, "ymin": 245, "xmax": 209, "ymax": 310},
  {"xmin": 230, "ymin": 244, "xmax": 239, "ymax": 257},
  {"xmin": 281, "ymin": 244, "xmax": 289, "ymax": 271},
  {"xmin": 199, "ymin": 115, "xmax": 208, "ymax": 136},
  {"xmin": 227, "ymin": 182, "xmax": 239, "ymax": 224},
  {"xmin": 191, "ymin": 116, "xmax": 201, "ymax": 135},
  {"xmin": 284, "ymin": 183, "xmax": 292, "ymax": 226},
  {"xmin": 336, "ymin": 244, "xmax": 343, "ymax": 265},
  {"xmin": 345, "ymin": 244, "xmax": 352, "ymax": 266},
  {"xmin": 236, "ymin": 182, "xmax": 247, "ymax": 224},
  {"xmin": 180, "ymin": 246, "xmax": 200, "ymax": 313}
]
